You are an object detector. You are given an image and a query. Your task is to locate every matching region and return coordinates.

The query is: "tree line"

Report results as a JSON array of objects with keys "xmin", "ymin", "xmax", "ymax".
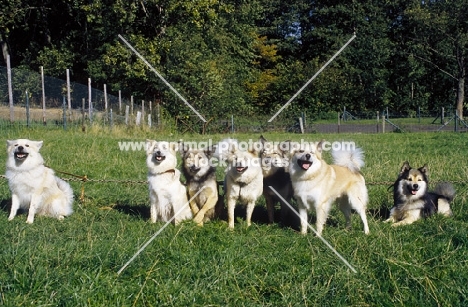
[{"xmin": 1, "ymin": 0, "xmax": 467, "ymax": 120}]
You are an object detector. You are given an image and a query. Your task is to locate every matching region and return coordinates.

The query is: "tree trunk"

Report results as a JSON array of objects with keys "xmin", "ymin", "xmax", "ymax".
[{"xmin": 1, "ymin": 40, "xmax": 8, "ymax": 64}]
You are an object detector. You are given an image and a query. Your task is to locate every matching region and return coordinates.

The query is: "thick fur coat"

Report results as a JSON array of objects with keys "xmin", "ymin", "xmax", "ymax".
[
  {"xmin": 146, "ymin": 140, "xmax": 192, "ymax": 224},
  {"xmin": 386, "ymin": 162, "xmax": 455, "ymax": 226},
  {"xmin": 288, "ymin": 141, "xmax": 369, "ymax": 235},
  {"xmin": 6, "ymin": 139, "xmax": 74, "ymax": 223}
]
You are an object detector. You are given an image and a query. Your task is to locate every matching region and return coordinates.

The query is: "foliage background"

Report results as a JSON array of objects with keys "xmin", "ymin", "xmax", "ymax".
[{"xmin": 1, "ymin": 0, "xmax": 468, "ymax": 121}]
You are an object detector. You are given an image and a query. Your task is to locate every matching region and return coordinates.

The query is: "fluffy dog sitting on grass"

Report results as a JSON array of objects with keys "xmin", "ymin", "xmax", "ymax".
[
  {"xmin": 146, "ymin": 140, "xmax": 192, "ymax": 225},
  {"xmin": 180, "ymin": 143, "xmax": 219, "ymax": 226},
  {"xmin": 6, "ymin": 139, "xmax": 74, "ymax": 223}
]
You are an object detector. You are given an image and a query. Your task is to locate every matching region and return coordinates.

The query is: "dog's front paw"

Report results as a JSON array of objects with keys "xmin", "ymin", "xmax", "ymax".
[{"xmin": 193, "ymin": 214, "xmax": 204, "ymax": 225}]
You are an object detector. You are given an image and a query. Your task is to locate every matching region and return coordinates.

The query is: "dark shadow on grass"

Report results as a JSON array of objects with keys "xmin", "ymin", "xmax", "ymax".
[
  {"xmin": 114, "ymin": 203, "xmax": 151, "ymax": 219},
  {"xmin": 368, "ymin": 205, "xmax": 391, "ymax": 221},
  {"xmin": 0, "ymin": 199, "xmax": 12, "ymax": 214}
]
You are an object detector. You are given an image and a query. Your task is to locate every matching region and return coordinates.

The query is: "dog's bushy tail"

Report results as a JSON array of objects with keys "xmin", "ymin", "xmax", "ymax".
[
  {"xmin": 332, "ymin": 147, "xmax": 364, "ymax": 173},
  {"xmin": 56, "ymin": 177, "xmax": 74, "ymax": 214},
  {"xmin": 434, "ymin": 182, "xmax": 456, "ymax": 203}
]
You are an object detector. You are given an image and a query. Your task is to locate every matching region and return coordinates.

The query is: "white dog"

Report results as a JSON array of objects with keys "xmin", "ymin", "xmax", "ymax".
[
  {"xmin": 146, "ymin": 140, "xmax": 192, "ymax": 224},
  {"xmin": 5, "ymin": 139, "xmax": 74, "ymax": 223},
  {"xmin": 223, "ymin": 140, "xmax": 263, "ymax": 229}
]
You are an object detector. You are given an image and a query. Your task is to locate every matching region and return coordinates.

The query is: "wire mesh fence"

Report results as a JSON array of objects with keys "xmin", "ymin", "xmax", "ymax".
[{"xmin": 1, "ymin": 65, "xmax": 467, "ymax": 134}]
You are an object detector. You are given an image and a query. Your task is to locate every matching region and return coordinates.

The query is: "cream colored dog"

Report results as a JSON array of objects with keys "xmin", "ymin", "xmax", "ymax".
[
  {"xmin": 224, "ymin": 140, "xmax": 263, "ymax": 229},
  {"xmin": 5, "ymin": 139, "xmax": 74, "ymax": 223},
  {"xmin": 288, "ymin": 141, "xmax": 369, "ymax": 235},
  {"xmin": 146, "ymin": 140, "xmax": 192, "ymax": 224}
]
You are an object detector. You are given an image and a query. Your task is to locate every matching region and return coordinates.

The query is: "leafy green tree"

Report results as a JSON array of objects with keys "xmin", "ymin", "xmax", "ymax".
[{"xmin": 404, "ymin": 0, "xmax": 468, "ymax": 118}]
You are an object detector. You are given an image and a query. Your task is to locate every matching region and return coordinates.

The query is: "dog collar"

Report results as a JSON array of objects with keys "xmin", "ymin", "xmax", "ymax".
[{"xmin": 158, "ymin": 169, "xmax": 176, "ymax": 175}]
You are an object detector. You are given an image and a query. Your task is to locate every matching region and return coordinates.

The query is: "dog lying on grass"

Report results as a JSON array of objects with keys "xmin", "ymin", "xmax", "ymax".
[{"xmin": 385, "ymin": 162, "xmax": 455, "ymax": 226}]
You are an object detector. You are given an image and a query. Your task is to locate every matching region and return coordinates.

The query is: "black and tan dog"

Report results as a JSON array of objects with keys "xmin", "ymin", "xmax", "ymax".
[{"xmin": 385, "ymin": 162, "xmax": 455, "ymax": 226}]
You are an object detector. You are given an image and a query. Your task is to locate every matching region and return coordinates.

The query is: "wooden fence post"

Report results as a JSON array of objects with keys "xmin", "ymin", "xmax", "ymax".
[
  {"xmin": 136, "ymin": 111, "xmax": 142, "ymax": 125},
  {"xmin": 382, "ymin": 112, "xmax": 385, "ymax": 133},
  {"xmin": 125, "ymin": 105, "xmax": 130, "ymax": 125},
  {"xmin": 88, "ymin": 78, "xmax": 93, "ymax": 123}
]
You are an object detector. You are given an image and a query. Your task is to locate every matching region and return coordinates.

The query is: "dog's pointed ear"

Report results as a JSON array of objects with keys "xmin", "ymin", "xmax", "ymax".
[
  {"xmin": 178, "ymin": 141, "xmax": 187, "ymax": 155},
  {"xmin": 170, "ymin": 141, "xmax": 179, "ymax": 152},
  {"xmin": 249, "ymin": 141, "xmax": 263, "ymax": 156},
  {"xmin": 419, "ymin": 164, "xmax": 429, "ymax": 175},
  {"xmin": 317, "ymin": 140, "xmax": 325, "ymax": 153},
  {"xmin": 400, "ymin": 161, "xmax": 411, "ymax": 174},
  {"xmin": 34, "ymin": 141, "xmax": 43, "ymax": 150},
  {"xmin": 279, "ymin": 140, "xmax": 293, "ymax": 157},
  {"xmin": 204, "ymin": 145, "xmax": 215, "ymax": 158},
  {"xmin": 315, "ymin": 140, "xmax": 325, "ymax": 159},
  {"xmin": 146, "ymin": 139, "xmax": 156, "ymax": 154}
]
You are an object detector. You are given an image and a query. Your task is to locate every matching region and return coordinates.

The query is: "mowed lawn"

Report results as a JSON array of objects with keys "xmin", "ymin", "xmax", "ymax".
[{"xmin": 0, "ymin": 127, "xmax": 467, "ymax": 306}]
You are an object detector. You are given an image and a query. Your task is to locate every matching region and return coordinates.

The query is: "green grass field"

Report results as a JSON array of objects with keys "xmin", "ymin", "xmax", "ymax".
[{"xmin": 0, "ymin": 126, "xmax": 467, "ymax": 306}]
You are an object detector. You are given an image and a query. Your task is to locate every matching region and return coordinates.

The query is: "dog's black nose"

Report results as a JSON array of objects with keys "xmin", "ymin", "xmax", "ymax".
[
  {"xmin": 17, "ymin": 146, "xmax": 24, "ymax": 152},
  {"xmin": 305, "ymin": 153, "xmax": 311, "ymax": 160}
]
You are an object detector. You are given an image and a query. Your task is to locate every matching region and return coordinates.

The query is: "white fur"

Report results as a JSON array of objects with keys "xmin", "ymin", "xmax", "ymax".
[
  {"xmin": 224, "ymin": 142, "xmax": 263, "ymax": 228},
  {"xmin": 146, "ymin": 140, "xmax": 192, "ymax": 224},
  {"xmin": 332, "ymin": 147, "xmax": 365, "ymax": 173},
  {"xmin": 5, "ymin": 139, "xmax": 74, "ymax": 223}
]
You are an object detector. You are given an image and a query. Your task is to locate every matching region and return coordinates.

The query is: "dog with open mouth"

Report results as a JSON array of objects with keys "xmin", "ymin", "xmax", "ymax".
[
  {"xmin": 224, "ymin": 140, "xmax": 263, "ymax": 229},
  {"xmin": 180, "ymin": 143, "xmax": 219, "ymax": 226},
  {"xmin": 385, "ymin": 162, "xmax": 455, "ymax": 226},
  {"xmin": 146, "ymin": 140, "xmax": 192, "ymax": 224},
  {"xmin": 5, "ymin": 139, "xmax": 74, "ymax": 223},
  {"xmin": 287, "ymin": 140, "xmax": 370, "ymax": 235}
]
